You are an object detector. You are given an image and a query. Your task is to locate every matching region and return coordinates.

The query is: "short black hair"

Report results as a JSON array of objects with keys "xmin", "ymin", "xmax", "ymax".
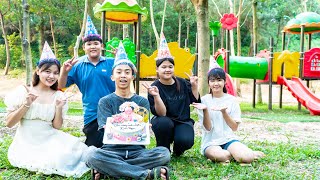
[
  {"xmin": 82, "ymin": 35, "xmax": 102, "ymax": 43},
  {"xmin": 156, "ymin": 58, "xmax": 174, "ymax": 67}
]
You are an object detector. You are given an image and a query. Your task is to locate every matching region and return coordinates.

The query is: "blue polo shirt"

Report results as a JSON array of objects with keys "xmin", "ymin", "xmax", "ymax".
[{"xmin": 66, "ymin": 55, "xmax": 115, "ymax": 125}]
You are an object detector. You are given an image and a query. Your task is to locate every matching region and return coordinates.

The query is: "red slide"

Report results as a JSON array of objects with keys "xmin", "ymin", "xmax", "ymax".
[
  {"xmin": 226, "ymin": 73, "xmax": 236, "ymax": 96},
  {"xmin": 277, "ymin": 76, "xmax": 320, "ymax": 115}
]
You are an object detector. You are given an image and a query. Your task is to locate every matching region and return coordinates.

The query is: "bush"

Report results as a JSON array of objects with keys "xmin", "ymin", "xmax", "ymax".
[
  {"xmin": 0, "ymin": 44, "xmax": 6, "ymax": 68},
  {"xmin": 7, "ymin": 33, "xmax": 23, "ymax": 68}
]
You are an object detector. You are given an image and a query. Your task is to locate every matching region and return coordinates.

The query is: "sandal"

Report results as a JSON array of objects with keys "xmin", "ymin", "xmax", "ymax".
[
  {"xmin": 91, "ymin": 169, "xmax": 106, "ymax": 180},
  {"xmin": 148, "ymin": 166, "xmax": 170, "ymax": 180}
]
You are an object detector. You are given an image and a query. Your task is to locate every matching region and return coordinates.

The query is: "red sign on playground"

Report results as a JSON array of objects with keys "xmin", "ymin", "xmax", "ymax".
[{"xmin": 303, "ymin": 48, "xmax": 320, "ymax": 78}]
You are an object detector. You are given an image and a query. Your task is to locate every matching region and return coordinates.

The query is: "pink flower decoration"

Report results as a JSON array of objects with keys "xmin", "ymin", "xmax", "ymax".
[
  {"xmin": 220, "ymin": 13, "xmax": 238, "ymax": 30},
  {"xmin": 214, "ymin": 48, "xmax": 226, "ymax": 60},
  {"xmin": 256, "ymin": 49, "xmax": 270, "ymax": 59}
]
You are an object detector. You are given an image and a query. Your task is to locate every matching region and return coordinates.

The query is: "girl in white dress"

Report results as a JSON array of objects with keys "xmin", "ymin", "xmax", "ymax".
[
  {"xmin": 4, "ymin": 42, "xmax": 89, "ymax": 177},
  {"xmin": 192, "ymin": 68, "xmax": 264, "ymax": 165}
]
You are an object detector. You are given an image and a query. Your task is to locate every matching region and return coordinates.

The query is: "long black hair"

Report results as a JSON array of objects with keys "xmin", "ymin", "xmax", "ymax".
[
  {"xmin": 156, "ymin": 58, "xmax": 180, "ymax": 92},
  {"xmin": 32, "ymin": 59, "xmax": 61, "ymax": 90},
  {"xmin": 207, "ymin": 68, "xmax": 227, "ymax": 94}
]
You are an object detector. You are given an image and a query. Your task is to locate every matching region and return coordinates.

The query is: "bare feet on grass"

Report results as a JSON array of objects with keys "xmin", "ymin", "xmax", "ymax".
[{"xmin": 253, "ymin": 151, "xmax": 265, "ymax": 160}]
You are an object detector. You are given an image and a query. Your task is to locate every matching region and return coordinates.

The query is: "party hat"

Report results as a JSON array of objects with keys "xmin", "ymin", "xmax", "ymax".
[
  {"xmin": 38, "ymin": 41, "xmax": 59, "ymax": 67},
  {"xmin": 209, "ymin": 55, "xmax": 221, "ymax": 70},
  {"xmin": 40, "ymin": 41, "xmax": 56, "ymax": 60},
  {"xmin": 156, "ymin": 32, "xmax": 174, "ymax": 60},
  {"xmin": 83, "ymin": 15, "xmax": 101, "ymax": 42},
  {"xmin": 113, "ymin": 41, "xmax": 137, "ymax": 73}
]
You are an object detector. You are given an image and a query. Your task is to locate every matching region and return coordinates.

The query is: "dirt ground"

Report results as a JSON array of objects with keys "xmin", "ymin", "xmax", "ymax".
[{"xmin": 0, "ymin": 75, "xmax": 320, "ymax": 145}]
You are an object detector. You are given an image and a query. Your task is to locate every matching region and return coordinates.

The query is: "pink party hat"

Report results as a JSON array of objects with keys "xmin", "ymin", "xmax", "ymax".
[
  {"xmin": 156, "ymin": 32, "xmax": 174, "ymax": 60},
  {"xmin": 40, "ymin": 41, "xmax": 56, "ymax": 60},
  {"xmin": 209, "ymin": 55, "xmax": 221, "ymax": 69},
  {"xmin": 83, "ymin": 15, "xmax": 101, "ymax": 42},
  {"xmin": 113, "ymin": 41, "xmax": 137, "ymax": 73},
  {"xmin": 38, "ymin": 41, "xmax": 59, "ymax": 67}
]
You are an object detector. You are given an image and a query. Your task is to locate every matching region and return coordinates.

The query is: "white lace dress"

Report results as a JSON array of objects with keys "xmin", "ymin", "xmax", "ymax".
[{"xmin": 4, "ymin": 86, "xmax": 89, "ymax": 178}]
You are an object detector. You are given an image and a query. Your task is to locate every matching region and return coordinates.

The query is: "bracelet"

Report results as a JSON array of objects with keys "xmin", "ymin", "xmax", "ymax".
[{"xmin": 23, "ymin": 104, "xmax": 30, "ymax": 108}]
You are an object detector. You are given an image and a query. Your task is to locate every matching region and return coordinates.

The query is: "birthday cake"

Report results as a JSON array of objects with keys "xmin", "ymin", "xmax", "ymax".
[{"xmin": 104, "ymin": 102, "xmax": 150, "ymax": 144}]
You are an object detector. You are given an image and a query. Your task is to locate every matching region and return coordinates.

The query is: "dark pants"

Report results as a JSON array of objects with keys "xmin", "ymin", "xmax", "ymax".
[
  {"xmin": 151, "ymin": 116, "xmax": 194, "ymax": 156},
  {"xmin": 83, "ymin": 119, "xmax": 104, "ymax": 148}
]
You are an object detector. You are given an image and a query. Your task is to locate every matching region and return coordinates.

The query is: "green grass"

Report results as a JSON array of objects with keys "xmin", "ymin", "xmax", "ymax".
[
  {"xmin": 1, "ymin": 99, "xmax": 319, "ymax": 179},
  {"xmin": 240, "ymin": 102, "xmax": 320, "ymax": 123},
  {"xmin": 0, "ymin": 135, "xmax": 319, "ymax": 179},
  {"xmin": 0, "ymin": 98, "xmax": 5, "ymax": 113}
]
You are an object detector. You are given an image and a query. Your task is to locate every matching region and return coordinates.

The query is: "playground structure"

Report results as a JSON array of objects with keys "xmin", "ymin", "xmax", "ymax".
[
  {"xmin": 214, "ymin": 12, "xmax": 320, "ymax": 115},
  {"xmin": 93, "ymin": 0, "xmax": 147, "ymax": 94},
  {"xmin": 93, "ymin": 1, "xmax": 319, "ymax": 115},
  {"xmin": 94, "ymin": 0, "xmax": 196, "ymax": 94}
]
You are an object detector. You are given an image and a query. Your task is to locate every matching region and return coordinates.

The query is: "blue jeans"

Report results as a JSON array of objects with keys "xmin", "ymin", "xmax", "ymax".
[{"xmin": 84, "ymin": 145, "xmax": 170, "ymax": 179}]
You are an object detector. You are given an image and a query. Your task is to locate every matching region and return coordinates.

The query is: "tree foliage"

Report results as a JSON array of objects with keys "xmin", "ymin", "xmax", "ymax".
[{"xmin": 0, "ymin": 0, "xmax": 320, "ymax": 75}]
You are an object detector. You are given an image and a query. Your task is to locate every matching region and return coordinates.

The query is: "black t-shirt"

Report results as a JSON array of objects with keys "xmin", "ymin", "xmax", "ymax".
[{"xmin": 148, "ymin": 77, "xmax": 200, "ymax": 124}]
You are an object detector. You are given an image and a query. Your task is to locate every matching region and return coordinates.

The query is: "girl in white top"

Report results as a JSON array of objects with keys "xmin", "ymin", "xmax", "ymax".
[
  {"xmin": 192, "ymin": 68, "xmax": 264, "ymax": 165},
  {"xmin": 5, "ymin": 57, "xmax": 89, "ymax": 177}
]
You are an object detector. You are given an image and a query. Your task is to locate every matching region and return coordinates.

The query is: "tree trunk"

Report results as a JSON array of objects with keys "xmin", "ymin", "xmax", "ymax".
[
  {"xmin": 178, "ymin": 13, "xmax": 181, "ymax": 47},
  {"xmin": 38, "ymin": 18, "xmax": 45, "ymax": 55},
  {"xmin": 149, "ymin": 31, "xmax": 152, "ymax": 50},
  {"xmin": 150, "ymin": 0, "xmax": 159, "ymax": 48},
  {"xmin": 49, "ymin": 14, "xmax": 57, "ymax": 57},
  {"xmin": 191, "ymin": 0, "xmax": 210, "ymax": 96},
  {"xmin": 0, "ymin": 12, "xmax": 11, "ymax": 75},
  {"xmin": 235, "ymin": 0, "xmax": 242, "ymax": 97},
  {"xmin": 160, "ymin": 0, "xmax": 167, "ymax": 34},
  {"xmin": 123, "ymin": 24, "xmax": 129, "ymax": 39},
  {"xmin": 22, "ymin": 0, "xmax": 33, "ymax": 85},
  {"xmin": 220, "ymin": 28, "xmax": 224, "ymax": 48},
  {"xmin": 74, "ymin": 0, "xmax": 88, "ymax": 58},
  {"xmin": 185, "ymin": 20, "xmax": 190, "ymax": 48},
  {"xmin": 236, "ymin": 0, "xmax": 242, "ymax": 56},
  {"xmin": 253, "ymin": 0, "xmax": 262, "ymax": 103},
  {"xmin": 107, "ymin": 24, "xmax": 111, "ymax": 41},
  {"xmin": 19, "ymin": 20, "xmax": 25, "ymax": 67},
  {"xmin": 228, "ymin": 0, "xmax": 235, "ymax": 56}
]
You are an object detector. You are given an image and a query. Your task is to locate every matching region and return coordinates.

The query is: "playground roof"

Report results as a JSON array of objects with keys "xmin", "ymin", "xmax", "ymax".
[
  {"xmin": 283, "ymin": 12, "xmax": 320, "ymax": 34},
  {"xmin": 93, "ymin": 0, "xmax": 148, "ymax": 24}
]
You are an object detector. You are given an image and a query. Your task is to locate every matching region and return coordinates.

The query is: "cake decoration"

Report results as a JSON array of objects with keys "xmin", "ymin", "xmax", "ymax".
[{"xmin": 103, "ymin": 102, "xmax": 150, "ymax": 145}]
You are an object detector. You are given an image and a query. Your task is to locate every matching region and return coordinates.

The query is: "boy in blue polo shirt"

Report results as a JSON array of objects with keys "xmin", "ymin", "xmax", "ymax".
[{"xmin": 58, "ymin": 16, "xmax": 115, "ymax": 148}]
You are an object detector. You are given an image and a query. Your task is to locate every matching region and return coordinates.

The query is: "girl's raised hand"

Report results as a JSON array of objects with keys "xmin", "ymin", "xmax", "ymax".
[
  {"xmin": 62, "ymin": 57, "xmax": 78, "ymax": 73},
  {"xmin": 23, "ymin": 85, "xmax": 38, "ymax": 106},
  {"xmin": 106, "ymin": 44, "xmax": 118, "ymax": 56},
  {"xmin": 185, "ymin": 69, "xmax": 198, "ymax": 88},
  {"xmin": 55, "ymin": 95, "xmax": 67, "ymax": 108},
  {"xmin": 191, "ymin": 102, "xmax": 207, "ymax": 110},
  {"xmin": 142, "ymin": 82, "xmax": 159, "ymax": 97}
]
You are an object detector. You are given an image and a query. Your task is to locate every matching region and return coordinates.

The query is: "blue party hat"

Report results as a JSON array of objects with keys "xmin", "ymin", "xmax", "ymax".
[
  {"xmin": 113, "ymin": 41, "xmax": 137, "ymax": 74},
  {"xmin": 38, "ymin": 41, "xmax": 60, "ymax": 67},
  {"xmin": 83, "ymin": 15, "xmax": 101, "ymax": 42}
]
